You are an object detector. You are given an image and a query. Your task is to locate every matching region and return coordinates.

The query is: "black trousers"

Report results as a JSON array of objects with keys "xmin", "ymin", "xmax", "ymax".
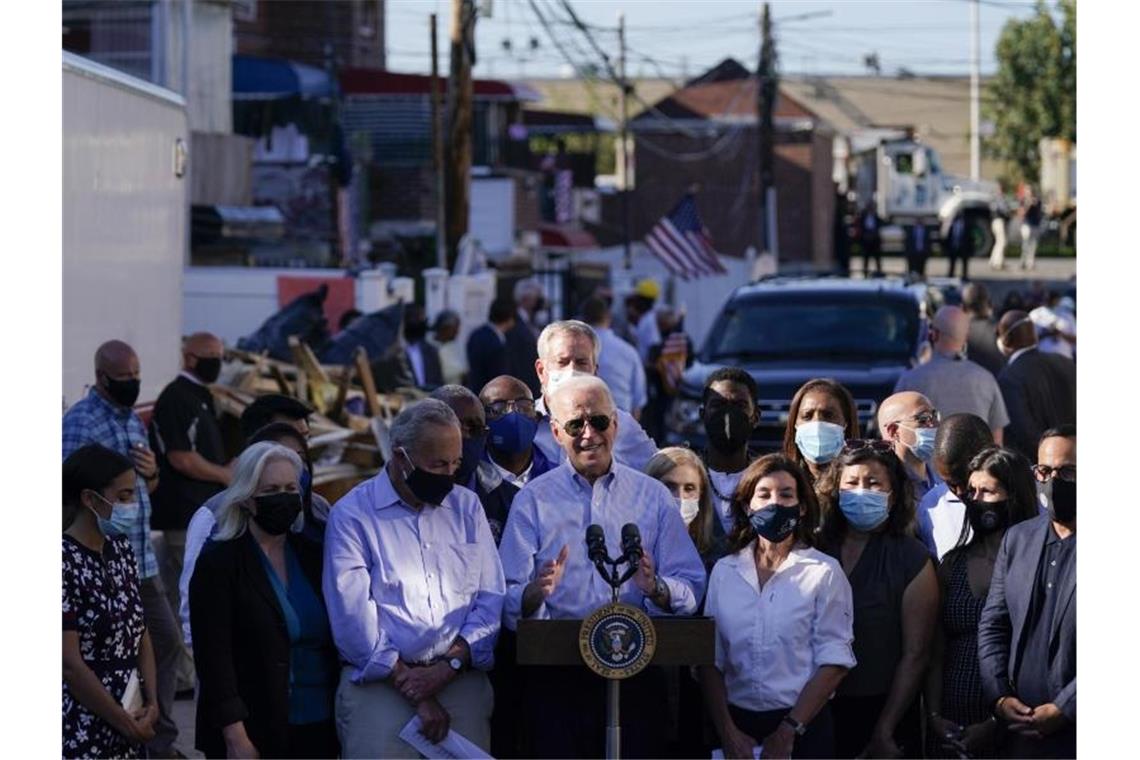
[
  {"xmin": 527, "ymin": 665, "xmax": 668, "ymax": 759},
  {"xmin": 907, "ymin": 252, "xmax": 929, "ymax": 276},
  {"xmin": 727, "ymin": 702, "xmax": 835, "ymax": 759},
  {"xmin": 490, "ymin": 629, "xmax": 527, "ymax": 758},
  {"xmin": 948, "ymin": 252, "xmax": 971, "ymax": 279},
  {"xmin": 1001, "ymin": 724, "xmax": 1076, "ymax": 759},
  {"xmin": 831, "ymin": 693, "xmax": 921, "ymax": 759},
  {"xmin": 285, "ymin": 719, "xmax": 339, "ymax": 759}
]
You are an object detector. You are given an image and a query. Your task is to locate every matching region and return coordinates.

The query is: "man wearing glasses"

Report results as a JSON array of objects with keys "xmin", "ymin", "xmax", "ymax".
[
  {"xmin": 498, "ymin": 374, "xmax": 706, "ymax": 757},
  {"xmin": 877, "ymin": 391, "xmax": 943, "ymax": 504},
  {"xmin": 978, "ymin": 425, "xmax": 1076, "ymax": 758},
  {"xmin": 479, "ymin": 375, "xmax": 556, "ymax": 496}
]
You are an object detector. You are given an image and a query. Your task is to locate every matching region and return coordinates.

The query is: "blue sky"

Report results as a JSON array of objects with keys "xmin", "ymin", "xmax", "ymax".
[{"xmin": 385, "ymin": 0, "xmax": 1048, "ymax": 81}]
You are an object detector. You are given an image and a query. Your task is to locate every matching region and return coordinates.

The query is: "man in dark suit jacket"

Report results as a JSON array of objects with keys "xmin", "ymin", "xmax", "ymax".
[
  {"xmin": 904, "ymin": 222, "xmax": 935, "ymax": 276},
  {"xmin": 506, "ymin": 281, "xmax": 542, "ymax": 396},
  {"xmin": 945, "ymin": 214, "xmax": 974, "ymax": 279},
  {"xmin": 403, "ymin": 304, "xmax": 444, "ymax": 390},
  {"xmin": 962, "ymin": 282, "xmax": 1006, "ymax": 378},
  {"xmin": 995, "ymin": 311, "xmax": 1077, "ymax": 462},
  {"xmin": 466, "ymin": 298, "xmax": 516, "ymax": 395},
  {"xmin": 977, "ymin": 427, "xmax": 1076, "ymax": 759}
]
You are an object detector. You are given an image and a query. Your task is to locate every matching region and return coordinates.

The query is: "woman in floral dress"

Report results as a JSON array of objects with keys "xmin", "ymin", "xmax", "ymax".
[{"xmin": 62, "ymin": 445, "xmax": 159, "ymax": 759}]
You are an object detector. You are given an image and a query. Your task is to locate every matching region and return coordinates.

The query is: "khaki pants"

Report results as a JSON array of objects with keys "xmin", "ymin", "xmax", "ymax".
[{"xmin": 335, "ymin": 667, "xmax": 493, "ymax": 759}]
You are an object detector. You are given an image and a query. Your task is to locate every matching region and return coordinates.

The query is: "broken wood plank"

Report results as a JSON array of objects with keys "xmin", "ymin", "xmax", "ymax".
[{"xmin": 353, "ymin": 347, "xmax": 382, "ymax": 417}]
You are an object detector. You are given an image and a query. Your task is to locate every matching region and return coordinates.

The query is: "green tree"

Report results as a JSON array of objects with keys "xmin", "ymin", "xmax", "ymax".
[{"xmin": 984, "ymin": 0, "xmax": 1075, "ymax": 186}]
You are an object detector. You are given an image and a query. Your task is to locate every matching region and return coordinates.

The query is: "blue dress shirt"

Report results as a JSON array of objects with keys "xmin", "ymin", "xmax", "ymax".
[
  {"xmin": 498, "ymin": 459, "xmax": 707, "ymax": 630},
  {"xmin": 322, "ymin": 469, "xmax": 505, "ymax": 684},
  {"xmin": 595, "ymin": 327, "xmax": 649, "ymax": 414}
]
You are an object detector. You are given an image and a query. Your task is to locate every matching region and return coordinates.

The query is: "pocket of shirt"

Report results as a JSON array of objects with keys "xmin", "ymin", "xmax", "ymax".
[{"xmin": 441, "ymin": 544, "xmax": 480, "ymax": 598}]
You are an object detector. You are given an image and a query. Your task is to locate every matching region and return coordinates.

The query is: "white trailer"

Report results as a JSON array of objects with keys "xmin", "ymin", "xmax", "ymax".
[{"xmin": 63, "ymin": 52, "xmax": 189, "ymax": 408}]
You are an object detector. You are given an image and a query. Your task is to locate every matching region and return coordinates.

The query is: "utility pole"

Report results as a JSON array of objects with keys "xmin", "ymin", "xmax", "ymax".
[
  {"xmin": 430, "ymin": 13, "xmax": 447, "ymax": 269},
  {"xmin": 618, "ymin": 11, "xmax": 631, "ymax": 270},
  {"xmin": 445, "ymin": 0, "xmax": 476, "ymax": 266},
  {"xmin": 757, "ymin": 2, "xmax": 777, "ymax": 259},
  {"xmin": 969, "ymin": 0, "xmax": 981, "ymax": 180}
]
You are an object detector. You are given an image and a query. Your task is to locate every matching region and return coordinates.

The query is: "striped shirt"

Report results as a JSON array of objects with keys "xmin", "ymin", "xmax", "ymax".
[{"xmin": 62, "ymin": 389, "xmax": 158, "ymax": 579}]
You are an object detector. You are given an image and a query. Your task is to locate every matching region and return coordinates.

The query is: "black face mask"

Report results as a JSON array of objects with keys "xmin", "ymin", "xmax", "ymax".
[
  {"xmin": 704, "ymin": 406, "xmax": 753, "ymax": 453},
  {"xmin": 1049, "ymin": 478, "xmax": 1076, "ymax": 523},
  {"xmin": 404, "ymin": 321, "xmax": 429, "ymax": 343},
  {"xmin": 454, "ymin": 435, "xmax": 486, "ymax": 485},
  {"xmin": 192, "ymin": 357, "xmax": 222, "ymax": 384},
  {"xmin": 399, "ymin": 449, "xmax": 455, "ymax": 506},
  {"xmin": 102, "ymin": 375, "xmax": 140, "ymax": 408},
  {"xmin": 964, "ymin": 497, "xmax": 1009, "ymax": 536},
  {"xmin": 749, "ymin": 503, "xmax": 800, "ymax": 543},
  {"xmin": 251, "ymin": 492, "xmax": 302, "ymax": 535}
]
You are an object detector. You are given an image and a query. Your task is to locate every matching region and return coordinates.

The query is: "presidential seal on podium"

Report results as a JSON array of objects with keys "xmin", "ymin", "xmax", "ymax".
[{"xmin": 579, "ymin": 602, "xmax": 657, "ymax": 680}]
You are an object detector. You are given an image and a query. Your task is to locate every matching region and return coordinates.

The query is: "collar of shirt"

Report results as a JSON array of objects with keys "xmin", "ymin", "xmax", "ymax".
[
  {"xmin": 370, "ymin": 467, "xmax": 422, "ymax": 512},
  {"xmin": 488, "ymin": 452, "xmax": 533, "ymax": 489},
  {"xmin": 178, "ymin": 370, "xmax": 207, "ymax": 387},
  {"xmin": 1008, "ymin": 345, "xmax": 1036, "ymax": 366},
  {"xmin": 490, "ymin": 323, "xmax": 507, "ymax": 344},
  {"xmin": 87, "ymin": 386, "xmax": 134, "ymax": 419},
  {"xmin": 728, "ymin": 541, "xmax": 806, "ymax": 591},
  {"xmin": 561, "ymin": 457, "xmax": 617, "ymax": 494}
]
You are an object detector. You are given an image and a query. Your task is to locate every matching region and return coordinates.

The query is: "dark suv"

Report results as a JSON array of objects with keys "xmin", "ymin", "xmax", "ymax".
[{"xmin": 665, "ymin": 276, "xmax": 930, "ymax": 451}]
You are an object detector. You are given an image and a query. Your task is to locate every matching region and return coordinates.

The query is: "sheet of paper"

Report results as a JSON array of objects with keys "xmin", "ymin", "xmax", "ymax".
[
  {"xmin": 398, "ymin": 715, "xmax": 492, "ymax": 759},
  {"xmin": 711, "ymin": 746, "xmax": 762, "ymax": 759},
  {"xmin": 120, "ymin": 669, "xmax": 143, "ymax": 713}
]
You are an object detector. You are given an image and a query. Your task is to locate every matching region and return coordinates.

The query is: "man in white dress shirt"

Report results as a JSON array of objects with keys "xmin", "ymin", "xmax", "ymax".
[
  {"xmin": 499, "ymin": 374, "xmax": 705, "ymax": 756},
  {"xmin": 323, "ymin": 399, "xmax": 505, "ymax": 756},
  {"xmin": 531, "ymin": 320, "xmax": 658, "ymax": 472}
]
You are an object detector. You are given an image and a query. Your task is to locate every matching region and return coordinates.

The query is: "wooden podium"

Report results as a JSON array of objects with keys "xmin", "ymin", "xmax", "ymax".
[{"xmin": 517, "ymin": 615, "xmax": 715, "ymax": 759}]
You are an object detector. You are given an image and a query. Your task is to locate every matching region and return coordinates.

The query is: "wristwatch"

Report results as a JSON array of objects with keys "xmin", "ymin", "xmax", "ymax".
[
  {"xmin": 447, "ymin": 657, "xmax": 464, "ymax": 673},
  {"xmin": 781, "ymin": 715, "xmax": 807, "ymax": 736},
  {"xmin": 653, "ymin": 575, "xmax": 668, "ymax": 599}
]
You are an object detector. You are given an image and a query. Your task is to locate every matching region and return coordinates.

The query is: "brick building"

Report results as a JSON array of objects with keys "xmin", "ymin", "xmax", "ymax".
[{"xmin": 233, "ymin": 0, "xmax": 386, "ymax": 70}]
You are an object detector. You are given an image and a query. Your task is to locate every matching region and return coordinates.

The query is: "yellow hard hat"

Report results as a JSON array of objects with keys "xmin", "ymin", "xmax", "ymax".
[{"xmin": 634, "ymin": 278, "xmax": 660, "ymax": 300}]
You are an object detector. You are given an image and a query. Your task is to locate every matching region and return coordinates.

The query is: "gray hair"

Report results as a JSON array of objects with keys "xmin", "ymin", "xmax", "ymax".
[
  {"xmin": 389, "ymin": 398, "xmax": 461, "ymax": 454},
  {"xmin": 548, "ymin": 374, "xmax": 616, "ymax": 420},
  {"xmin": 513, "ymin": 277, "xmax": 544, "ymax": 305},
  {"xmin": 537, "ymin": 319, "xmax": 601, "ymax": 366},
  {"xmin": 213, "ymin": 442, "xmax": 304, "ymax": 542}
]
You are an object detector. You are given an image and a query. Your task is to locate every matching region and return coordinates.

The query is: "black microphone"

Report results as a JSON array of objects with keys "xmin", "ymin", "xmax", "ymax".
[
  {"xmin": 586, "ymin": 524, "xmax": 608, "ymax": 565},
  {"xmin": 620, "ymin": 523, "xmax": 643, "ymax": 563}
]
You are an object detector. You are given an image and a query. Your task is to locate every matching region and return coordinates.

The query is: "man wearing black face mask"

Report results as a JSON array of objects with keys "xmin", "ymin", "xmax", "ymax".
[
  {"xmin": 150, "ymin": 332, "xmax": 233, "ymax": 622},
  {"xmin": 977, "ymin": 427, "xmax": 1076, "ymax": 758},
  {"xmin": 404, "ymin": 303, "xmax": 444, "ymax": 390},
  {"xmin": 323, "ymin": 399, "xmax": 505, "ymax": 757},
  {"xmin": 63, "ymin": 340, "xmax": 183, "ymax": 757},
  {"xmin": 700, "ymin": 368, "xmax": 761, "ymax": 536}
]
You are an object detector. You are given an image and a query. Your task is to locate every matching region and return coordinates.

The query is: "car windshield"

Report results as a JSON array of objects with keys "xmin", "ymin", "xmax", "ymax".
[{"xmin": 705, "ymin": 296, "xmax": 920, "ymax": 361}]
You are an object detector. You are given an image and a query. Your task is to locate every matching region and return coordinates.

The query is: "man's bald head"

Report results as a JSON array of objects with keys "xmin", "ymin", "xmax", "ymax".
[
  {"xmin": 877, "ymin": 391, "xmax": 934, "ymax": 435},
  {"xmin": 479, "ymin": 375, "xmax": 534, "ymax": 406},
  {"xmin": 997, "ymin": 310, "xmax": 1037, "ymax": 352},
  {"xmin": 94, "ymin": 340, "xmax": 138, "ymax": 378},
  {"xmin": 931, "ymin": 305, "xmax": 969, "ymax": 354}
]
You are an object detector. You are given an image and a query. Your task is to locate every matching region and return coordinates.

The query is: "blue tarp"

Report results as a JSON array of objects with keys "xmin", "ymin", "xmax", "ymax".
[{"xmin": 232, "ymin": 54, "xmax": 333, "ymax": 100}]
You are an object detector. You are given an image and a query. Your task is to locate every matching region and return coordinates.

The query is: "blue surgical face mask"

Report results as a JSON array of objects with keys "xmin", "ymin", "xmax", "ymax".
[
  {"xmin": 795, "ymin": 421, "xmax": 846, "ymax": 464},
  {"xmin": 903, "ymin": 425, "xmax": 938, "ymax": 462},
  {"xmin": 838, "ymin": 488, "xmax": 892, "ymax": 532},
  {"xmin": 488, "ymin": 411, "xmax": 539, "ymax": 455},
  {"xmin": 91, "ymin": 492, "xmax": 141, "ymax": 537}
]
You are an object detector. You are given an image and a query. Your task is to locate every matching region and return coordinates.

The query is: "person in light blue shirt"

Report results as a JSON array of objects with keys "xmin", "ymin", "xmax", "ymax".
[
  {"xmin": 323, "ymin": 399, "xmax": 505, "ymax": 757},
  {"xmin": 531, "ymin": 319, "xmax": 658, "ymax": 472},
  {"xmin": 499, "ymin": 374, "xmax": 705, "ymax": 757},
  {"xmin": 582, "ymin": 296, "xmax": 648, "ymax": 419},
  {"xmin": 877, "ymin": 392, "xmax": 944, "ymax": 506}
]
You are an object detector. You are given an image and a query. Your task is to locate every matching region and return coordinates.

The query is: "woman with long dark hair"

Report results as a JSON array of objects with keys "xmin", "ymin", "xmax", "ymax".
[
  {"xmin": 782, "ymin": 379, "xmax": 861, "ymax": 483},
  {"xmin": 701, "ymin": 454, "xmax": 855, "ymax": 758},
  {"xmin": 924, "ymin": 446, "xmax": 1039, "ymax": 758},
  {"xmin": 815, "ymin": 443, "xmax": 939, "ymax": 758}
]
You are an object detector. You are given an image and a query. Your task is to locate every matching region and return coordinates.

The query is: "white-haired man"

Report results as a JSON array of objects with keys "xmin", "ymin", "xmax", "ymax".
[
  {"xmin": 531, "ymin": 320, "xmax": 658, "ymax": 471},
  {"xmin": 894, "ymin": 305, "xmax": 1009, "ymax": 444},
  {"xmin": 498, "ymin": 374, "xmax": 705, "ymax": 757},
  {"xmin": 324, "ymin": 399, "xmax": 505, "ymax": 756}
]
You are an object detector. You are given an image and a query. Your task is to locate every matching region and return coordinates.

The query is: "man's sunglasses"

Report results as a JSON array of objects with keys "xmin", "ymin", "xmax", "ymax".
[
  {"xmin": 841, "ymin": 439, "xmax": 895, "ymax": 455},
  {"xmin": 1033, "ymin": 464, "xmax": 1076, "ymax": 483},
  {"xmin": 556, "ymin": 414, "xmax": 613, "ymax": 438}
]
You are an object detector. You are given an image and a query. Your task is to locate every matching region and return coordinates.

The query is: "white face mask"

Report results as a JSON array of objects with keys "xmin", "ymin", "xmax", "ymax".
[
  {"xmin": 546, "ymin": 367, "xmax": 591, "ymax": 392},
  {"xmin": 676, "ymin": 496, "xmax": 701, "ymax": 525}
]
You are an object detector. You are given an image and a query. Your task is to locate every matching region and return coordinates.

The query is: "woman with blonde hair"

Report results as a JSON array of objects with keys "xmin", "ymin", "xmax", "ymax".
[
  {"xmin": 645, "ymin": 446, "xmax": 727, "ymax": 571},
  {"xmin": 189, "ymin": 442, "xmax": 339, "ymax": 759}
]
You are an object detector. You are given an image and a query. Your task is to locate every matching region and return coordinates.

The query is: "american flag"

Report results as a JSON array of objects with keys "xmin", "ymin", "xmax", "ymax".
[{"xmin": 644, "ymin": 193, "xmax": 727, "ymax": 279}]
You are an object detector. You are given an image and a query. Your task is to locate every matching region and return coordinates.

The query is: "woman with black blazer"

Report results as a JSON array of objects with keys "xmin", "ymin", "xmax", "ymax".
[{"xmin": 189, "ymin": 441, "xmax": 339, "ymax": 759}]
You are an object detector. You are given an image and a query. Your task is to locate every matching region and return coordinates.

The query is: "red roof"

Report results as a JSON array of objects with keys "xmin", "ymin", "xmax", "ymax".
[
  {"xmin": 538, "ymin": 223, "xmax": 598, "ymax": 250},
  {"xmin": 633, "ymin": 78, "xmax": 817, "ymax": 123},
  {"xmin": 339, "ymin": 68, "xmax": 540, "ymax": 101}
]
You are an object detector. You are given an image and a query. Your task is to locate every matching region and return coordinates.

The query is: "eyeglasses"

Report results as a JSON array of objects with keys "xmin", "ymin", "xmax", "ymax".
[
  {"xmin": 485, "ymin": 398, "xmax": 537, "ymax": 419},
  {"xmin": 555, "ymin": 414, "xmax": 613, "ymax": 438},
  {"xmin": 841, "ymin": 439, "xmax": 895, "ymax": 455},
  {"xmin": 1032, "ymin": 464, "xmax": 1076, "ymax": 483},
  {"xmin": 893, "ymin": 410, "xmax": 942, "ymax": 428},
  {"xmin": 463, "ymin": 422, "xmax": 488, "ymax": 439}
]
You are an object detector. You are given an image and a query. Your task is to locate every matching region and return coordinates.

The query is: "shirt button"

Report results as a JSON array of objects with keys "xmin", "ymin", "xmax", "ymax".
[
  {"xmin": 1047, "ymin": 582, "xmax": 1053, "ymax": 589},
  {"xmin": 1051, "ymin": 560, "xmax": 1057, "ymax": 566},
  {"xmin": 427, "ymin": 573, "xmax": 433, "ymax": 579},
  {"xmin": 425, "ymin": 543, "xmax": 431, "ymax": 549}
]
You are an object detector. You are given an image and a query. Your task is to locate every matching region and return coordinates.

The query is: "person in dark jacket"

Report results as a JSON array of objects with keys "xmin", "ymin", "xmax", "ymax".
[
  {"xmin": 904, "ymin": 223, "xmax": 935, "ymax": 277},
  {"xmin": 466, "ymin": 298, "xmax": 516, "ymax": 395},
  {"xmin": 506, "ymin": 279, "xmax": 544, "ymax": 396},
  {"xmin": 404, "ymin": 303, "xmax": 445, "ymax": 390},
  {"xmin": 994, "ymin": 311, "xmax": 1076, "ymax": 462},
  {"xmin": 189, "ymin": 442, "xmax": 339, "ymax": 759},
  {"xmin": 859, "ymin": 204, "xmax": 883, "ymax": 276},
  {"xmin": 961, "ymin": 283, "xmax": 1006, "ymax": 379}
]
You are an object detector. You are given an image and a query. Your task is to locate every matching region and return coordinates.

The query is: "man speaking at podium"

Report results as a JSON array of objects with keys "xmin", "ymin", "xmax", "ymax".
[{"xmin": 499, "ymin": 374, "xmax": 706, "ymax": 757}]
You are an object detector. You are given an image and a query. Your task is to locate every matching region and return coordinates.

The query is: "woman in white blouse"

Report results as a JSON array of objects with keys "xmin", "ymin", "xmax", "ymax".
[{"xmin": 700, "ymin": 454, "xmax": 857, "ymax": 759}]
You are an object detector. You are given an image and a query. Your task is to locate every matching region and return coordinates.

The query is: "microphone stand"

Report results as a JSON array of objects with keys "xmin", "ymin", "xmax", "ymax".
[{"xmin": 588, "ymin": 548, "xmax": 640, "ymax": 759}]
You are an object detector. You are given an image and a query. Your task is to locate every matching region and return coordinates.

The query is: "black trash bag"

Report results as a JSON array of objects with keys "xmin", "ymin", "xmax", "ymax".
[
  {"xmin": 319, "ymin": 301, "xmax": 405, "ymax": 367},
  {"xmin": 237, "ymin": 284, "xmax": 331, "ymax": 362}
]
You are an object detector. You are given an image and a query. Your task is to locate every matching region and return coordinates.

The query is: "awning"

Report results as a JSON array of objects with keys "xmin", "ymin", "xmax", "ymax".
[
  {"xmin": 339, "ymin": 68, "xmax": 540, "ymax": 102},
  {"xmin": 232, "ymin": 54, "xmax": 333, "ymax": 101},
  {"xmin": 538, "ymin": 223, "xmax": 598, "ymax": 250}
]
